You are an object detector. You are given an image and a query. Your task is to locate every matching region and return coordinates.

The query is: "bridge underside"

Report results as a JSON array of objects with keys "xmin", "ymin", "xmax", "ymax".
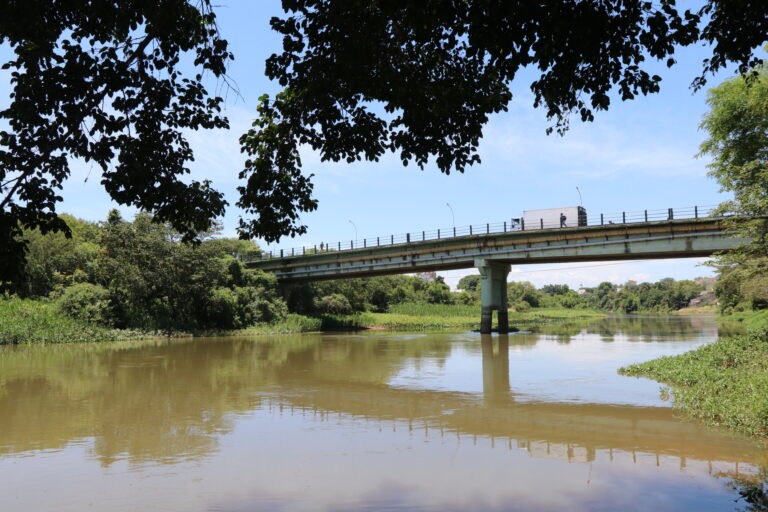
[{"xmin": 248, "ymin": 219, "xmax": 742, "ymax": 333}]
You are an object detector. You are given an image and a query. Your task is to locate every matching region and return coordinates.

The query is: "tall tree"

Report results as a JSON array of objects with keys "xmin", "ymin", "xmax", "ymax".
[
  {"xmin": 1, "ymin": 0, "xmax": 232, "ymax": 286},
  {"xmin": 700, "ymin": 63, "xmax": 768, "ymax": 257},
  {"xmin": 4, "ymin": 1, "xmax": 768, "ymax": 289},
  {"xmin": 241, "ymin": 0, "xmax": 768, "ymax": 239}
]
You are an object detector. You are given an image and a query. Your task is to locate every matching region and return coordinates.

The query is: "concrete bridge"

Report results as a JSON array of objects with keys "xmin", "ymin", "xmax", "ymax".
[{"xmin": 246, "ymin": 206, "xmax": 744, "ymax": 333}]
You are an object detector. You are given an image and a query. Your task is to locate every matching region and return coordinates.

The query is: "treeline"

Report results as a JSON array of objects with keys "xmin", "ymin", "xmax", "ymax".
[
  {"xmin": 4, "ymin": 212, "xmax": 466, "ymax": 333},
  {"xmin": 2, "ymin": 210, "xmax": 735, "ymax": 337},
  {"xmin": 457, "ymin": 274, "xmax": 709, "ymax": 313},
  {"xmin": 8, "ymin": 211, "xmax": 286, "ymax": 331}
]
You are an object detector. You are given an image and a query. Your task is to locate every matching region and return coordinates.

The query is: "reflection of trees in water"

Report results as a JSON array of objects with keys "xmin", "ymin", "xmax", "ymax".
[
  {"xmin": 0, "ymin": 328, "xmax": 758, "ymax": 481},
  {"xmin": 529, "ymin": 315, "xmax": 716, "ymax": 343},
  {"xmin": 717, "ymin": 466, "xmax": 768, "ymax": 511},
  {"xmin": 0, "ymin": 335, "xmax": 454, "ymax": 464}
]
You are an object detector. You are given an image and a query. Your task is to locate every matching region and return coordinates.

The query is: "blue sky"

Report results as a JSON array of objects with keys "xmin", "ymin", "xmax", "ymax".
[{"xmin": 6, "ymin": 1, "xmax": 752, "ymax": 289}]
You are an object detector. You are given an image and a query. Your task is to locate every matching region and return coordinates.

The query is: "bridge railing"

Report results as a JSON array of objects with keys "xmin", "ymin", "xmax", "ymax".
[{"xmin": 243, "ymin": 205, "xmax": 721, "ymax": 263}]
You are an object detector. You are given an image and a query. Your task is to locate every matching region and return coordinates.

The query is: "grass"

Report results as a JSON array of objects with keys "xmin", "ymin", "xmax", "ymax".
[
  {"xmin": 365, "ymin": 304, "xmax": 602, "ymax": 332},
  {"xmin": 1, "ymin": 296, "xmax": 605, "ymax": 342},
  {"xmin": 720, "ymin": 309, "xmax": 768, "ymax": 331},
  {"xmin": 619, "ymin": 327, "xmax": 768, "ymax": 437},
  {"xmin": 235, "ymin": 305, "xmax": 604, "ymax": 335},
  {"xmin": 0, "ymin": 297, "xmax": 148, "ymax": 344},
  {"xmin": 673, "ymin": 305, "xmax": 719, "ymax": 315},
  {"xmin": 237, "ymin": 313, "xmax": 377, "ymax": 334}
]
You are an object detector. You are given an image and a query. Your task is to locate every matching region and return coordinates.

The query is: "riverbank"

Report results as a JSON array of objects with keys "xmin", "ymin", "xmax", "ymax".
[
  {"xmin": 620, "ymin": 324, "xmax": 768, "ymax": 437},
  {"xmin": 0, "ymin": 298, "xmax": 151, "ymax": 344},
  {"xmin": 719, "ymin": 309, "xmax": 768, "ymax": 331},
  {"xmin": 0, "ymin": 298, "xmax": 604, "ymax": 343}
]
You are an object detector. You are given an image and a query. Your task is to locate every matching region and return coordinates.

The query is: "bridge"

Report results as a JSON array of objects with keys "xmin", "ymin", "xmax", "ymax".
[{"xmin": 246, "ymin": 205, "xmax": 745, "ymax": 333}]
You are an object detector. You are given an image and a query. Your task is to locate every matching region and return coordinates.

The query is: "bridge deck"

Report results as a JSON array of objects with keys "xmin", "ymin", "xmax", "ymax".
[{"xmin": 246, "ymin": 217, "xmax": 740, "ymax": 281}]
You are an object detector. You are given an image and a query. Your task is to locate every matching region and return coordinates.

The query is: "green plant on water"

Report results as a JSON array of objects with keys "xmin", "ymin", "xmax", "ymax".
[{"xmin": 619, "ymin": 327, "xmax": 768, "ymax": 437}]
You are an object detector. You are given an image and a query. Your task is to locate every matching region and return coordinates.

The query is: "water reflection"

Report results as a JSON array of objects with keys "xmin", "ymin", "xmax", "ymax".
[
  {"xmin": 0, "ymin": 327, "xmax": 760, "ymax": 468},
  {"xmin": 0, "ymin": 316, "xmax": 766, "ymax": 511},
  {"xmin": 526, "ymin": 313, "xmax": 722, "ymax": 344}
]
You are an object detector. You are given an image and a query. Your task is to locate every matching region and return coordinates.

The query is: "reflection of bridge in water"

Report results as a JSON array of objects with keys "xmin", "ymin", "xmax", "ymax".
[
  {"xmin": 0, "ymin": 332, "xmax": 761, "ymax": 474},
  {"xmin": 263, "ymin": 336, "xmax": 757, "ymax": 471}
]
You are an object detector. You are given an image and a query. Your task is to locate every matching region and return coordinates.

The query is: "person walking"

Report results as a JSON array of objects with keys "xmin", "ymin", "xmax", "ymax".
[{"xmin": 560, "ymin": 213, "xmax": 567, "ymax": 228}]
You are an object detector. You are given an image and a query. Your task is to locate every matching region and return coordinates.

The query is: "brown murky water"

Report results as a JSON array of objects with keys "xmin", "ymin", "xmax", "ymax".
[{"xmin": 0, "ymin": 316, "xmax": 765, "ymax": 511}]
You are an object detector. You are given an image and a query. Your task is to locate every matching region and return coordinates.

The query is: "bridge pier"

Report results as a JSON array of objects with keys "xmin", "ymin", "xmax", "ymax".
[{"xmin": 476, "ymin": 259, "xmax": 510, "ymax": 334}]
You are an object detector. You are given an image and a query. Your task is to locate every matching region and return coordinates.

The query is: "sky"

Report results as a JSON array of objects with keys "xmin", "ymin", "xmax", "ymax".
[{"xmin": 3, "ymin": 1, "xmax": 752, "ymax": 290}]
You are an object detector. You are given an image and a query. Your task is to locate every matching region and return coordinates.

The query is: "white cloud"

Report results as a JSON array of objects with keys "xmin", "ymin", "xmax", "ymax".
[{"xmin": 479, "ymin": 110, "xmax": 705, "ymax": 180}]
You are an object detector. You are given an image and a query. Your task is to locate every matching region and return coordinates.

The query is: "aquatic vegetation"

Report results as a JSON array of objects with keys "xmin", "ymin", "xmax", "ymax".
[{"xmin": 620, "ymin": 328, "xmax": 768, "ymax": 437}]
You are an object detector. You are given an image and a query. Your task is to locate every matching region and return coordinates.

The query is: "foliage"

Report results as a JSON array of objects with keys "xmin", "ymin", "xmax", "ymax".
[
  {"xmin": 620, "ymin": 328, "xmax": 768, "ymax": 437},
  {"xmin": 719, "ymin": 309, "xmax": 768, "ymax": 332},
  {"xmin": 0, "ymin": 1, "xmax": 233, "ymax": 287},
  {"xmin": 507, "ymin": 281, "xmax": 541, "ymax": 308},
  {"xmin": 4, "ymin": 211, "xmax": 285, "ymax": 333},
  {"xmin": 700, "ymin": 63, "xmax": 768, "ymax": 258},
  {"xmin": 56, "ymin": 283, "xmax": 113, "ymax": 325},
  {"xmin": 89, "ymin": 211, "xmax": 286, "ymax": 331},
  {"xmin": 457, "ymin": 274, "xmax": 481, "ymax": 293},
  {"xmin": 241, "ymin": 1, "xmax": 768, "ymax": 239},
  {"xmin": 580, "ymin": 278, "xmax": 705, "ymax": 313},
  {"xmin": 284, "ymin": 274, "xmax": 454, "ymax": 315},
  {"xmin": 3, "ymin": 2, "xmax": 768, "ymax": 287},
  {"xmin": 0, "ymin": 297, "xmax": 144, "ymax": 344},
  {"xmin": 541, "ymin": 284, "xmax": 571, "ymax": 296},
  {"xmin": 314, "ymin": 294, "xmax": 354, "ymax": 315},
  {"xmin": 712, "ymin": 256, "xmax": 768, "ymax": 311},
  {"xmin": 388, "ymin": 302, "xmax": 479, "ymax": 317},
  {"xmin": 19, "ymin": 215, "xmax": 101, "ymax": 297}
]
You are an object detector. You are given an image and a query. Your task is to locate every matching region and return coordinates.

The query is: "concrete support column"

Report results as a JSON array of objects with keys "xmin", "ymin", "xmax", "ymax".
[{"xmin": 476, "ymin": 259, "xmax": 510, "ymax": 334}]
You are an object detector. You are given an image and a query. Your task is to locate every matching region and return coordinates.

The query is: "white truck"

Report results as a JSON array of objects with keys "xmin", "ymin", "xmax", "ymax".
[{"xmin": 521, "ymin": 206, "xmax": 587, "ymax": 230}]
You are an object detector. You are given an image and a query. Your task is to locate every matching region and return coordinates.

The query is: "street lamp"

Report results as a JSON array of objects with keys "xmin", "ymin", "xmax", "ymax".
[
  {"xmin": 446, "ymin": 202, "xmax": 455, "ymax": 228},
  {"xmin": 576, "ymin": 186, "xmax": 583, "ymax": 206},
  {"xmin": 348, "ymin": 219, "xmax": 358, "ymax": 241}
]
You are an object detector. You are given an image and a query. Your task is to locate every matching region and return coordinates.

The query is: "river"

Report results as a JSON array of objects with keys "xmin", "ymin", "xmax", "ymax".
[{"xmin": 0, "ymin": 315, "xmax": 765, "ymax": 511}]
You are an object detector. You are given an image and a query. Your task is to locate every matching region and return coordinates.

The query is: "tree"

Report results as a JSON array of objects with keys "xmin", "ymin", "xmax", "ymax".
[
  {"xmin": 700, "ymin": 63, "xmax": 768, "ymax": 257},
  {"xmin": 507, "ymin": 281, "xmax": 541, "ymax": 308},
  {"xmin": 4, "ymin": 2, "xmax": 768, "ymax": 289},
  {"xmin": 541, "ymin": 284, "xmax": 571, "ymax": 296},
  {"xmin": 699, "ymin": 61, "xmax": 768, "ymax": 312},
  {"xmin": 457, "ymin": 274, "xmax": 481, "ymax": 294},
  {"xmin": 242, "ymin": 0, "xmax": 768, "ymax": 238},
  {"xmin": 0, "ymin": 0, "xmax": 232, "ymax": 287}
]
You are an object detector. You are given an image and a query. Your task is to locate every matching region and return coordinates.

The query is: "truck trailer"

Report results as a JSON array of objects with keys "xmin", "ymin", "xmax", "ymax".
[{"xmin": 522, "ymin": 206, "xmax": 587, "ymax": 230}]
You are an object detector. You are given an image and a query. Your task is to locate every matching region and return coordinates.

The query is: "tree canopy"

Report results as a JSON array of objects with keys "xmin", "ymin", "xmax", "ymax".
[
  {"xmin": 242, "ymin": 0, "xmax": 768, "ymax": 238},
  {"xmin": 700, "ymin": 62, "xmax": 768, "ymax": 257},
  {"xmin": 0, "ymin": 0, "xmax": 232, "ymax": 286},
  {"xmin": 3, "ymin": 1, "xmax": 768, "ymax": 287}
]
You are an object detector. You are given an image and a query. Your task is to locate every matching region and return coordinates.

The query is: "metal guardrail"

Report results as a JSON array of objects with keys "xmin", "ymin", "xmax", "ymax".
[{"xmin": 243, "ymin": 205, "xmax": 722, "ymax": 263}]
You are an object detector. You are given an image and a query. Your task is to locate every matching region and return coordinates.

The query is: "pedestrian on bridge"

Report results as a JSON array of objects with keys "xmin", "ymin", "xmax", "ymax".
[{"xmin": 560, "ymin": 213, "xmax": 567, "ymax": 228}]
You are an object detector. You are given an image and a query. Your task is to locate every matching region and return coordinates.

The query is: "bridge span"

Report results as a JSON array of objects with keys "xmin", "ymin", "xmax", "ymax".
[{"xmin": 246, "ymin": 206, "xmax": 744, "ymax": 333}]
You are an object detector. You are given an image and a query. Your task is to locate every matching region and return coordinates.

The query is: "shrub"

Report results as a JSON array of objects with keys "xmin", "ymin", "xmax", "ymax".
[
  {"xmin": 56, "ymin": 283, "xmax": 113, "ymax": 324},
  {"xmin": 314, "ymin": 294, "xmax": 353, "ymax": 315},
  {"xmin": 208, "ymin": 287, "xmax": 239, "ymax": 329}
]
